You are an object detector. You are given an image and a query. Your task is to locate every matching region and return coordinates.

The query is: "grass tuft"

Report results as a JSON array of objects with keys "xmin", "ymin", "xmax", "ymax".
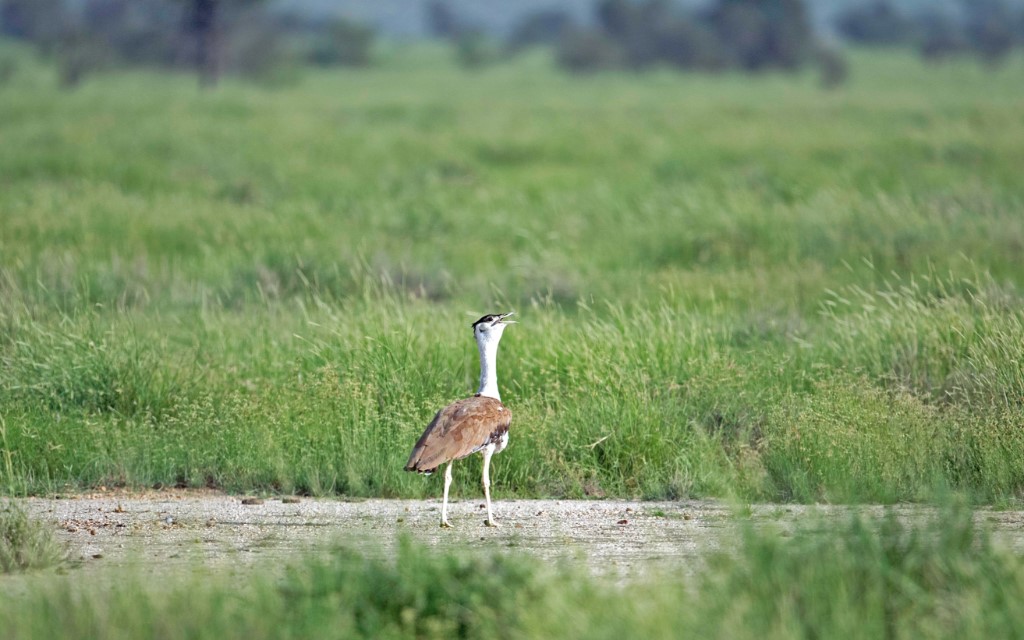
[
  {"xmin": 0, "ymin": 502, "xmax": 66, "ymax": 574},
  {"xmin": 693, "ymin": 498, "xmax": 1024, "ymax": 639}
]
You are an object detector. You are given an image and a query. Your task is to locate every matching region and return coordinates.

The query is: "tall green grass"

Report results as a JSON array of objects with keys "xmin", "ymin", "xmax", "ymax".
[
  {"xmin": 1, "ymin": 502, "xmax": 67, "ymax": 573},
  {"xmin": 1, "ymin": 48, "xmax": 1023, "ymax": 501},
  {"xmin": 1, "ymin": 276, "xmax": 1021, "ymax": 501},
  {"xmin": 3, "ymin": 501, "xmax": 1022, "ymax": 639}
]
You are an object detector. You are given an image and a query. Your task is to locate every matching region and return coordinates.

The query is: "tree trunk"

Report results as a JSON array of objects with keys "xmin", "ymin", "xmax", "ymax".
[{"xmin": 191, "ymin": 0, "xmax": 220, "ymax": 88}]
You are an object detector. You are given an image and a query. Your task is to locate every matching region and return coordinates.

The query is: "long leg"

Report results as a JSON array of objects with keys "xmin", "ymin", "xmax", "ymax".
[
  {"xmin": 441, "ymin": 461, "xmax": 453, "ymax": 528},
  {"xmin": 482, "ymin": 446, "xmax": 497, "ymax": 527}
]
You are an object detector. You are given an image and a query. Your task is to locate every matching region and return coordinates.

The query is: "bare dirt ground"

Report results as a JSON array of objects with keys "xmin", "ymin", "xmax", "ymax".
[
  {"xmin": 11, "ymin": 491, "xmax": 1024, "ymax": 586},
  {"xmin": 20, "ymin": 491, "xmax": 743, "ymax": 581}
]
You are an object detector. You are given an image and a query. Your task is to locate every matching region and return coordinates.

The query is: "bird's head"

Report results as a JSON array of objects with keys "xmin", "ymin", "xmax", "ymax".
[{"xmin": 472, "ymin": 312, "xmax": 515, "ymax": 345}]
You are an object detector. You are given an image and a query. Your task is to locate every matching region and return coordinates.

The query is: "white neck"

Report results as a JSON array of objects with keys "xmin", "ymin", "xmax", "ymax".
[{"xmin": 476, "ymin": 335, "xmax": 501, "ymax": 400}]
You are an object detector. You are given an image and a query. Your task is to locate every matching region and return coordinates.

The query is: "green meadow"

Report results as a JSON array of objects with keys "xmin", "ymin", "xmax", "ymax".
[{"xmin": 1, "ymin": 45, "xmax": 1023, "ymax": 503}]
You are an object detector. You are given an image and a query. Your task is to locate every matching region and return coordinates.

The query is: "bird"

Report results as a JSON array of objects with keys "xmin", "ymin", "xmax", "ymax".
[{"xmin": 405, "ymin": 312, "xmax": 515, "ymax": 527}]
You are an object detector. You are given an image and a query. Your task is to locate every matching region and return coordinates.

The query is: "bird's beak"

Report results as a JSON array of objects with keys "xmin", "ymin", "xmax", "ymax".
[{"xmin": 498, "ymin": 312, "xmax": 516, "ymax": 324}]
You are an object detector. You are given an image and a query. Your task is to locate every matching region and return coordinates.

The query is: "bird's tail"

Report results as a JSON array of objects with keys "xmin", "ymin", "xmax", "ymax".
[{"xmin": 404, "ymin": 447, "xmax": 437, "ymax": 475}]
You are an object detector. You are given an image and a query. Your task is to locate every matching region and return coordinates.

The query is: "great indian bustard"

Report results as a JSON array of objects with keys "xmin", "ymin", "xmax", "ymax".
[{"xmin": 404, "ymin": 312, "xmax": 515, "ymax": 527}]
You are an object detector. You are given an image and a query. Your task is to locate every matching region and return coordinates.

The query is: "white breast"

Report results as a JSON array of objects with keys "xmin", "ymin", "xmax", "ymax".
[{"xmin": 494, "ymin": 430, "xmax": 509, "ymax": 454}]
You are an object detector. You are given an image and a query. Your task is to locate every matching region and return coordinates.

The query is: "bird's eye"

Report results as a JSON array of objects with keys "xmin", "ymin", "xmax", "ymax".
[{"xmin": 472, "ymin": 314, "xmax": 496, "ymax": 329}]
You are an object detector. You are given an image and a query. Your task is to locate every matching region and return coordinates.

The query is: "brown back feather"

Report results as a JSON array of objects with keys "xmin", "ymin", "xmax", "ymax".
[{"xmin": 404, "ymin": 395, "xmax": 512, "ymax": 474}]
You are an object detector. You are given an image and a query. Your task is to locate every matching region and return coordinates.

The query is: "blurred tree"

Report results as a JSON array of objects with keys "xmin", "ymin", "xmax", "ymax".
[
  {"xmin": 424, "ymin": 1, "xmax": 498, "ymax": 69},
  {"xmin": 221, "ymin": 8, "xmax": 299, "ymax": 84},
  {"xmin": 962, "ymin": 0, "xmax": 1015, "ymax": 66},
  {"xmin": 835, "ymin": 1, "xmax": 914, "ymax": 47},
  {"xmin": 0, "ymin": 0, "xmax": 70, "ymax": 51},
  {"xmin": 816, "ymin": 46, "xmax": 848, "ymax": 89},
  {"xmin": 556, "ymin": 27, "xmax": 622, "ymax": 72},
  {"xmin": 559, "ymin": 0, "xmax": 827, "ymax": 77},
  {"xmin": 2, "ymin": 0, "xmax": 112, "ymax": 89},
  {"xmin": 179, "ymin": 0, "xmax": 271, "ymax": 88},
  {"xmin": 596, "ymin": 0, "xmax": 671, "ymax": 68},
  {"xmin": 769, "ymin": 0, "xmax": 815, "ymax": 69},
  {"xmin": 652, "ymin": 16, "xmax": 727, "ymax": 70},
  {"xmin": 455, "ymin": 29, "xmax": 499, "ymax": 69},
  {"xmin": 309, "ymin": 18, "xmax": 376, "ymax": 67},
  {"xmin": 709, "ymin": 0, "xmax": 814, "ymax": 71},
  {"xmin": 55, "ymin": 26, "xmax": 111, "ymax": 88},
  {"xmin": 709, "ymin": 1, "xmax": 768, "ymax": 70},
  {"xmin": 185, "ymin": 0, "xmax": 221, "ymax": 87},
  {"xmin": 506, "ymin": 9, "xmax": 571, "ymax": 54},
  {"xmin": 425, "ymin": 0, "xmax": 460, "ymax": 39},
  {"xmin": 3, "ymin": 0, "xmax": 386, "ymax": 87},
  {"xmin": 918, "ymin": 12, "xmax": 968, "ymax": 62},
  {"xmin": 82, "ymin": 0, "xmax": 180, "ymax": 67},
  {"xmin": 595, "ymin": 0, "xmax": 634, "ymax": 40}
]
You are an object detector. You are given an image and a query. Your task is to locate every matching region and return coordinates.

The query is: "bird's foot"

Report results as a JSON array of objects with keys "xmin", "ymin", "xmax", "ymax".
[
  {"xmin": 440, "ymin": 520, "xmax": 453, "ymax": 528},
  {"xmin": 484, "ymin": 519, "xmax": 499, "ymax": 528}
]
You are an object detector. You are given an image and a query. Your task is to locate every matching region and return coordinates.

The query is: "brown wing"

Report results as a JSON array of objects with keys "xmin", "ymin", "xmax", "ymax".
[{"xmin": 404, "ymin": 395, "xmax": 512, "ymax": 474}]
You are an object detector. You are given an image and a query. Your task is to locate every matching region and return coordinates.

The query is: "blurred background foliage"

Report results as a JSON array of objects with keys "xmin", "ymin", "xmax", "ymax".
[{"xmin": 1, "ymin": 0, "xmax": 1023, "ymax": 89}]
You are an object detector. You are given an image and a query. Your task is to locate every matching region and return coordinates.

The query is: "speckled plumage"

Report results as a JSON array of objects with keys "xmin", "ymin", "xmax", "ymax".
[{"xmin": 404, "ymin": 395, "xmax": 511, "ymax": 474}]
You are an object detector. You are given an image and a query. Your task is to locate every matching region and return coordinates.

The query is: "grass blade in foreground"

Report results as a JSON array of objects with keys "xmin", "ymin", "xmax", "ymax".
[{"xmin": 0, "ymin": 502, "xmax": 67, "ymax": 574}]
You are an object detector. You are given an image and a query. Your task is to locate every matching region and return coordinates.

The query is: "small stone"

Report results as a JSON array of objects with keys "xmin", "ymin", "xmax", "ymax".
[
  {"xmin": 617, "ymin": 519, "xmax": 628, "ymax": 525},
  {"xmin": 241, "ymin": 498, "xmax": 264, "ymax": 505},
  {"xmin": 683, "ymin": 513, "xmax": 692, "ymax": 521},
  {"xmin": 281, "ymin": 497, "xmax": 300, "ymax": 504},
  {"xmin": 92, "ymin": 553, "xmax": 103, "ymax": 559}
]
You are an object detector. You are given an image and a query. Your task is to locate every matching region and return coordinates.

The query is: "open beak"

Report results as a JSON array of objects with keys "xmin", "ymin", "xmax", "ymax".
[{"xmin": 497, "ymin": 312, "xmax": 516, "ymax": 324}]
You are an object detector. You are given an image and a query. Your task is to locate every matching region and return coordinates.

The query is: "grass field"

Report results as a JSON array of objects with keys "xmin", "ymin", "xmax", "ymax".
[
  {"xmin": 5, "ymin": 499, "xmax": 1024, "ymax": 639},
  {"xmin": 1, "ymin": 44, "xmax": 1023, "ymax": 503}
]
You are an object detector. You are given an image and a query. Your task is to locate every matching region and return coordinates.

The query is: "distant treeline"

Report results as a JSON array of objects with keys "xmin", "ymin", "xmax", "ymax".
[
  {"xmin": 509, "ymin": 0, "xmax": 1023, "ymax": 75},
  {"xmin": 0, "ymin": 0, "xmax": 376, "ymax": 87},
  {"xmin": 1, "ymin": 0, "xmax": 1021, "ymax": 90},
  {"xmin": 427, "ymin": 0, "xmax": 848, "ymax": 86},
  {"xmin": 836, "ymin": 0, "xmax": 1024, "ymax": 65},
  {"xmin": 428, "ymin": 0, "xmax": 1024, "ymax": 82},
  {"xmin": 556, "ymin": 0, "xmax": 827, "ymax": 74}
]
